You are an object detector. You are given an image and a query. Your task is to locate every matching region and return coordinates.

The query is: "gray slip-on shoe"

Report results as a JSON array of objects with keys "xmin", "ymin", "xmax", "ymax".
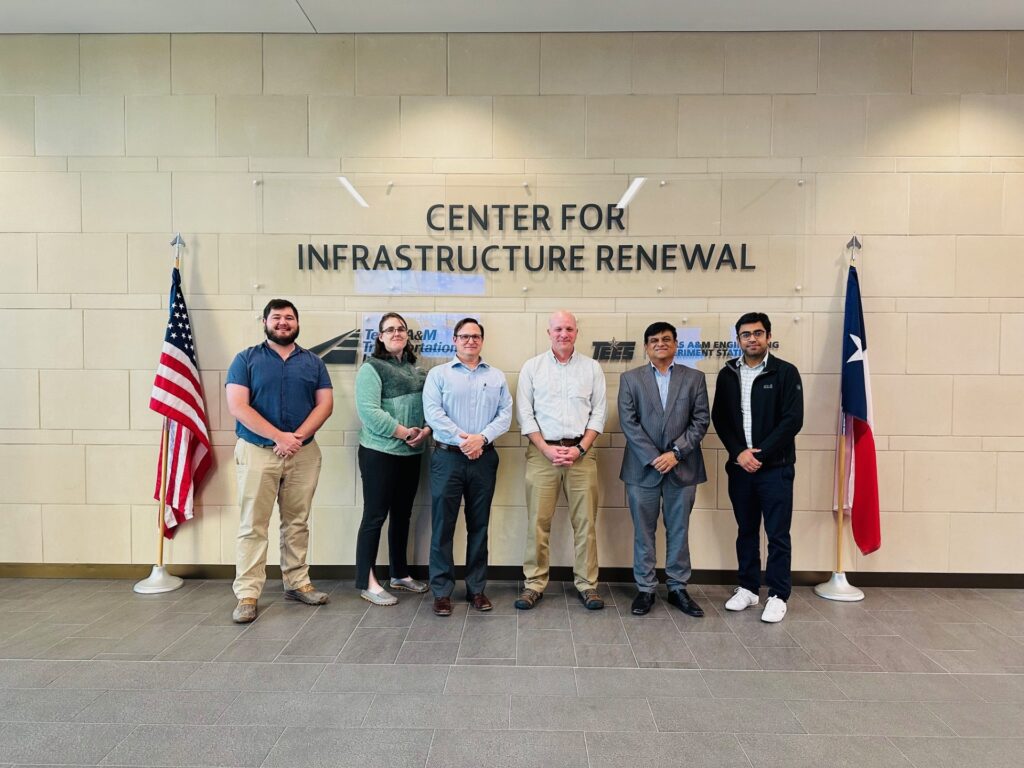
[
  {"xmin": 360, "ymin": 588, "xmax": 398, "ymax": 606},
  {"xmin": 389, "ymin": 577, "xmax": 428, "ymax": 593}
]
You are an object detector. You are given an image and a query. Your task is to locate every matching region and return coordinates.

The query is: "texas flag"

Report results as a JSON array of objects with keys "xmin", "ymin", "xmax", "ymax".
[{"xmin": 839, "ymin": 265, "xmax": 881, "ymax": 555}]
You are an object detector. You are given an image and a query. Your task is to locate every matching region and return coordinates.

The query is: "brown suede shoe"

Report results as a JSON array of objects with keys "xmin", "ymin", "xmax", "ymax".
[
  {"xmin": 433, "ymin": 596, "xmax": 453, "ymax": 616},
  {"xmin": 514, "ymin": 588, "xmax": 543, "ymax": 610},
  {"xmin": 284, "ymin": 583, "xmax": 330, "ymax": 606},
  {"xmin": 578, "ymin": 589, "xmax": 605, "ymax": 610},
  {"xmin": 468, "ymin": 592, "xmax": 493, "ymax": 612},
  {"xmin": 232, "ymin": 598, "xmax": 257, "ymax": 624}
]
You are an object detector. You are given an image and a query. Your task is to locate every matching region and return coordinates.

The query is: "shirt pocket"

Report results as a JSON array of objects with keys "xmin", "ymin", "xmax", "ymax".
[
  {"xmin": 480, "ymin": 384, "xmax": 502, "ymax": 414},
  {"xmin": 568, "ymin": 377, "xmax": 593, "ymax": 402}
]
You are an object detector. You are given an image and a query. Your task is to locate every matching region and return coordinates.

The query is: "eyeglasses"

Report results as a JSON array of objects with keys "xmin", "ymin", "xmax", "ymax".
[
  {"xmin": 455, "ymin": 334, "xmax": 483, "ymax": 342},
  {"xmin": 380, "ymin": 326, "xmax": 407, "ymax": 336},
  {"xmin": 738, "ymin": 330, "xmax": 766, "ymax": 341}
]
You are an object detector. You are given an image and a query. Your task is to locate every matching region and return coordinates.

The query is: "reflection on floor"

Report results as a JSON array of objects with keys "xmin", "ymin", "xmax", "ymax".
[{"xmin": 0, "ymin": 578, "xmax": 1022, "ymax": 767}]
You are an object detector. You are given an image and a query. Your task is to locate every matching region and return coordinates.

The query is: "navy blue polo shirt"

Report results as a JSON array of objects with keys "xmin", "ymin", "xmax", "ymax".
[{"xmin": 226, "ymin": 342, "xmax": 332, "ymax": 447}]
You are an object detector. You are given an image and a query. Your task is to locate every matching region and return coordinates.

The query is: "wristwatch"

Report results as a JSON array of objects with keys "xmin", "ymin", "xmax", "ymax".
[
  {"xmin": 577, "ymin": 444, "xmax": 588, "ymax": 457},
  {"xmin": 671, "ymin": 446, "xmax": 682, "ymax": 461},
  {"xmin": 482, "ymin": 436, "xmax": 490, "ymax": 446}
]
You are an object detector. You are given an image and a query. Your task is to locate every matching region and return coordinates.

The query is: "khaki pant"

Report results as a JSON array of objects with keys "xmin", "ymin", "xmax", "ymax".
[
  {"xmin": 233, "ymin": 438, "xmax": 322, "ymax": 600},
  {"xmin": 523, "ymin": 443, "xmax": 600, "ymax": 593}
]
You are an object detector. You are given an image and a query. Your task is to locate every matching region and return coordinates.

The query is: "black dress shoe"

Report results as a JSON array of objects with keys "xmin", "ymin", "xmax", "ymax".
[
  {"xmin": 667, "ymin": 589, "xmax": 704, "ymax": 618},
  {"xmin": 631, "ymin": 591, "xmax": 656, "ymax": 615}
]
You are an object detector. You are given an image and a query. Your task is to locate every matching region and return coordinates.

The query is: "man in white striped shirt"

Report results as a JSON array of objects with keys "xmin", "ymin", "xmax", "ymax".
[
  {"xmin": 712, "ymin": 312, "xmax": 803, "ymax": 624},
  {"xmin": 515, "ymin": 311, "xmax": 607, "ymax": 611}
]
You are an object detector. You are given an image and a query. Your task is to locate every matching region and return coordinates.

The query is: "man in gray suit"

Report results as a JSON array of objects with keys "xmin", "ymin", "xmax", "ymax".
[{"xmin": 618, "ymin": 322, "xmax": 710, "ymax": 617}]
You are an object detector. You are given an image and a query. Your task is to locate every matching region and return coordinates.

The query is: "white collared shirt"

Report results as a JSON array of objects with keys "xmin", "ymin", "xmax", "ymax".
[
  {"xmin": 517, "ymin": 349, "xmax": 607, "ymax": 440},
  {"xmin": 740, "ymin": 353, "xmax": 769, "ymax": 448}
]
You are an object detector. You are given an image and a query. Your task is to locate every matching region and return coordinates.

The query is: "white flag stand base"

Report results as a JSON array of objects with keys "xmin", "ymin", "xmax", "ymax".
[
  {"xmin": 813, "ymin": 571, "xmax": 865, "ymax": 602},
  {"xmin": 133, "ymin": 565, "xmax": 184, "ymax": 594}
]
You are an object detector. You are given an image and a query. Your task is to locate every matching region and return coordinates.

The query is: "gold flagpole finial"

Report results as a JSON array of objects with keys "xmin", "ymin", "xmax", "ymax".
[{"xmin": 170, "ymin": 233, "xmax": 185, "ymax": 270}]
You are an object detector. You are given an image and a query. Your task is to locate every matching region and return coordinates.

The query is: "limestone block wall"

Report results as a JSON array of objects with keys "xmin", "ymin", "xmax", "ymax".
[{"xmin": 1, "ymin": 31, "xmax": 1023, "ymax": 574}]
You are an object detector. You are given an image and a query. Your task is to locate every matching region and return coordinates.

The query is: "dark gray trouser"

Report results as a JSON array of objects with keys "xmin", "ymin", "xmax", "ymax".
[
  {"xmin": 626, "ymin": 480, "xmax": 696, "ymax": 592},
  {"xmin": 429, "ymin": 447, "xmax": 499, "ymax": 598}
]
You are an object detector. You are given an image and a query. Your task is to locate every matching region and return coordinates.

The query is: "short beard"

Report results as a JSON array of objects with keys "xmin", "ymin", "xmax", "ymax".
[{"xmin": 265, "ymin": 326, "xmax": 299, "ymax": 346}]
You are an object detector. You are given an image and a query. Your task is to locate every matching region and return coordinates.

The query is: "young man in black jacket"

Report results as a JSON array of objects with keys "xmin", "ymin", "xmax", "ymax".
[{"xmin": 711, "ymin": 312, "xmax": 803, "ymax": 623}]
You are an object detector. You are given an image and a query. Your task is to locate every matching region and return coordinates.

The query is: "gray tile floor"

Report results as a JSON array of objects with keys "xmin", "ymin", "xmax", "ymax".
[{"xmin": 1, "ymin": 577, "xmax": 1023, "ymax": 767}]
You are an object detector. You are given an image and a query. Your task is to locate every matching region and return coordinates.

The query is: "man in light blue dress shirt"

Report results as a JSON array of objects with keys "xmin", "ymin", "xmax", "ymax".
[{"xmin": 422, "ymin": 318, "xmax": 513, "ymax": 616}]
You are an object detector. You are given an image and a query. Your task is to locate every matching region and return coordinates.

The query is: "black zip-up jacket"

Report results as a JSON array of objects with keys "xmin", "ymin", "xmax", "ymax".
[{"xmin": 711, "ymin": 355, "xmax": 803, "ymax": 469}]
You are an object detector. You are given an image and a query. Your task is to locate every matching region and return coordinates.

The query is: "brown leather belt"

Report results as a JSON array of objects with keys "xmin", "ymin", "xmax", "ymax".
[
  {"xmin": 544, "ymin": 437, "xmax": 582, "ymax": 447},
  {"xmin": 433, "ymin": 441, "xmax": 495, "ymax": 453}
]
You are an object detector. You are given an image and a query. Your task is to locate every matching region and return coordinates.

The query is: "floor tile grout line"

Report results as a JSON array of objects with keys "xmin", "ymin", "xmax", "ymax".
[
  {"xmin": 778, "ymin": 699, "xmax": 809, "ymax": 735},
  {"xmin": 358, "ymin": 692, "xmax": 377, "ymax": 728},
  {"xmin": 93, "ymin": 720, "xmax": 141, "ymax": 766},
  {"xmin": 732, "ymin": 732, "xmax": 757, "ymax": 768},
  {"xmin": 422, "ymin": 727, "xmax": 437, "ymax": 768},
  {"xmin": 255, "ymin": 721, "xmax": 289, "ymax": 768},
  {"xmin": 210, "ymin": 688, "xmax": 245, "ymax": 726},
  {"xmin": 884, "ymin": 734, "xmax": 922, "ymax": 768},
  {"xmin": 643, "ymin": 695, "xmax": 659, "ymax": 732},
  {"xmin": 456, "ymin": 598, "xmax": 471, "ymax": 663}
]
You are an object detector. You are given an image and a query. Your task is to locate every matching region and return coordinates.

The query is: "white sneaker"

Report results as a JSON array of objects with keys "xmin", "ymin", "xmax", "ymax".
[
  {"xmin": 761, "ymin": 595, "xmax": 787, "ymax": 623},
  {"xmin": 725, "ymin": 587, "xmax": 759, "ymax": 612}
]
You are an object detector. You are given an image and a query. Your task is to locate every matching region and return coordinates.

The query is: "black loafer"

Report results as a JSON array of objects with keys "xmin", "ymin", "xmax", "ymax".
[
  {"xmin": 631, "ymin": 591, "xmax": 656, "ymax": 615},
  {"xmin": 667, "ymin": 588, "xmax": 704, "ymax": 618}
]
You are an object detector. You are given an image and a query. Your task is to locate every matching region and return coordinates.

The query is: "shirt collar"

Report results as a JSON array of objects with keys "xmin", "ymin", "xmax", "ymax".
[
  {"xmin": 547, "ymin": 349, "xmax": 577, "ymax": 365},
  {"xmin": 650, "ymin": 362, "xmax": 674, "ymax": 375},
  {"xmin": 451, "ymin": 356, "xmax": 488, "ymax": 370},
  {"xmin": 741, "ymin": 352, "xmax": 770, "ymax": 371},
  {"xmin": 260, "ymin": 341, "xmax": 306, "ymax": 358}
]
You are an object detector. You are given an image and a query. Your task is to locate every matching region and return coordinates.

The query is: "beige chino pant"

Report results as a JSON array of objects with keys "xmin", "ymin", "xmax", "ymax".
[
  {"xmin": 233, "ymin": 438, "xmax": 322, "ymax": 600},
  {"xmin": 523, "ymin": 443, "xmax": 600, "ymax": 593}
]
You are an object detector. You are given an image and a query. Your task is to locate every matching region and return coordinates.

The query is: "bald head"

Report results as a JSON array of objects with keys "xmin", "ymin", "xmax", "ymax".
[
  {"xmin": 548, "ymin": 310, "xmax": 577, "ymax": 330},
  {"xmin": 547, "ymin": 310, "xmax": 578, "ymax": 361}
]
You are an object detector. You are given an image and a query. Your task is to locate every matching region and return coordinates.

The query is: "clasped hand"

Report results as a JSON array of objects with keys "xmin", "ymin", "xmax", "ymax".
[
  {"xmin": 737, "ymin": 448, "xmax": 762, "ymax": 473},
  {"xmin": 403, "ymin": 426, "xmax": 431, "ymax": 448},
  {"xmin": 543, "ymin": 444, "xmax": 581, "ymax": 467},
  {"xmin": 651, "ymin": 450, "xmax": 679, "ymax": 474},
  {"xmin": 458, "ymin": 433, "xmax": 485, "ymax": 460},
  {"xmin": 273, "ymin": 431, "xmax": 303, "ymax": 458}
]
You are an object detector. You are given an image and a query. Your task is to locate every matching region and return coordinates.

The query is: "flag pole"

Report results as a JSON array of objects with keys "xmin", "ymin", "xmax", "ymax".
[
  {"xmin": 134, "ymin": 234, "xmax": 188, "ymax": 595},
  {"xmin": 814, "ymin": 236, "xmax": 865, "ymax": 602},
  {"xmin": 835, "ymin": 416, "xmax": 847, "ymax": 574},
  {"xmin": 157, "ymin": 418, "xmax": 169, "ymax": 566}
]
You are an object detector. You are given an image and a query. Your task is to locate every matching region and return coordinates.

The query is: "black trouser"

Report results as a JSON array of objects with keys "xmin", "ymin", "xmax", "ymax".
[
  {"xmin": 429, "ymin": 446, "xmax": 499, "ymax": 598},
  {"xmin": 355, "ymin": 446, "xmax": 422, "ymax": 590},
  {"xmin": 726, "ymin": 463, "xmax": 794, "ymax": 601}
]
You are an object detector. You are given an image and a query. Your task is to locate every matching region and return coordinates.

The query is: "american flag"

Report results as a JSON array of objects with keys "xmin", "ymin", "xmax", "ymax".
[{"xmin": 149, "ymin": 267, "xmax": 212, "ymax": 538}]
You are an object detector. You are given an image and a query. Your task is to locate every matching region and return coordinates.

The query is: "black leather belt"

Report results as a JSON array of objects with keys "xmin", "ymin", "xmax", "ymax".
[
  {"xmin": 544, "ymin": 437, "xmax": 582, "ymax": 447},
  {"xmin": 434, "ymin": 441, "xmax": 495, "ymax": 453}
]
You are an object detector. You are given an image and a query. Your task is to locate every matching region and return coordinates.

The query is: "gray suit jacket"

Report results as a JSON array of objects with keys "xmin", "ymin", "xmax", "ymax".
[{"xmin": 617, "ymin": 363, "xmax": 710, "ymax": 488}]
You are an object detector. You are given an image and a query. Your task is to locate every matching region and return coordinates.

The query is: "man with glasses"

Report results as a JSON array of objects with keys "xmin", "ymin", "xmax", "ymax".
[
  {"xmin": 515, "ymin": 311, "xmax": 607, "ymax": 611},
  {"xmin": 422, "ymin": 318, "xmax": 513, "ymax": 616},
  {"xmin": 618, "ymin": 322, "xmax": 710, "ymax": 618},
  {"xmin": 712, "ymin": 312, "xmax": 803, "ymax": 623}
]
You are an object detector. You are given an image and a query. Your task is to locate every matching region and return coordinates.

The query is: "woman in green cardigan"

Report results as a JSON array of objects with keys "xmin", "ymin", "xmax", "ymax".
[{"xmin": 354, "ymin": 312, "xmax": 432, "ymax": 605}]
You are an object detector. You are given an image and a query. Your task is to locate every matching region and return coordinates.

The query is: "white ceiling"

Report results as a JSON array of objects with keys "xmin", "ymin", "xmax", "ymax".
[{"xmin": 2, "ymin": 0, "xmax": 1024, "ymax": 34}]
